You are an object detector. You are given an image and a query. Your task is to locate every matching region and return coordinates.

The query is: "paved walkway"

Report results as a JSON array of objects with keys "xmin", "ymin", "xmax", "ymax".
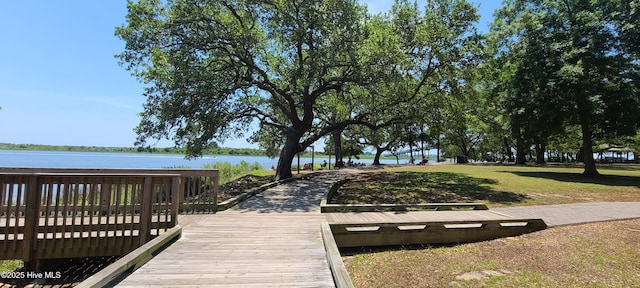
[{"xmin": 494, "ymin": 202, "xmax": 640, "ymax": 227}]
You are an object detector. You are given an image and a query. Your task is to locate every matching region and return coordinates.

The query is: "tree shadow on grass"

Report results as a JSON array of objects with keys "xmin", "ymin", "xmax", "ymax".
[
  {"xmin": 332, "ymin": 171, "xmax": 528, "ymax": 205},
  {"xmin": 505, "ymin": 171, "xmax": 640, "ymax": 188}
]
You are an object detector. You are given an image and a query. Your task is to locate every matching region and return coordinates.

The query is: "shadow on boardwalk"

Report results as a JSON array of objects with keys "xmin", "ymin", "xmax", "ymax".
[{"xmin": 230, "ymin": 170, "xmax": 357, "ymax": 213}]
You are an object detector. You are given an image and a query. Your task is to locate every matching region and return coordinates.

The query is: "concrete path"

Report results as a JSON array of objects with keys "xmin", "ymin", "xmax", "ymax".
[{"xmin": 494, "ymin": 202, "xmax": 640, "ymax": 227}]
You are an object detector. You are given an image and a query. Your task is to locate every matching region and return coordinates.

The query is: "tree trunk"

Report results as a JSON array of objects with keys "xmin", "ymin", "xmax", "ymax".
[
  {"xmin": 332, "ymin": 129, "xmax": 343, "ymax": 168},
  {"xmin": 407, "ymin": 127, "xmax": 414, "ymax": 164},
  {"xmin": 409, "ymin": 142, "xmax": 414, "ymax": 164},
  {"xmin": 535, "ymin": 142, "xmax": 546, "ymax": 164},
  {"xmin": 458, "ymin": 135, "xmax": 469, "ymax": 158},
  {"xmin": 579, "ymin": 115, "xmax": 599, "ymax": 176},
  {"xmin": 436, "ymin": 136, "xmax": 441, "ymax": 162},
  {"xmin": 516, "ymin": 136, "xmax": 526, "ymax": 164},
  {"xmin": 574, "ymin": 92, "xmax": 599, "ymax": 176},
  {"xmin": 503, "ymin": 138, "xmax": 509, "ymax": 161},
  {"xmin": 275, "ymin": 132, "xmax": 302, "ymax": 181},
  {"xmin": 373, "ymin": 148, "xmax": 384, "ymax": 165}
]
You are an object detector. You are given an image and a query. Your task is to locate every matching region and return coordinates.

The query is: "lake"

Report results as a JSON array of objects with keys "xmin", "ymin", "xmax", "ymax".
[{"xmin": 0, "ymin": 150, "xmax": 398, "ymax": 169}]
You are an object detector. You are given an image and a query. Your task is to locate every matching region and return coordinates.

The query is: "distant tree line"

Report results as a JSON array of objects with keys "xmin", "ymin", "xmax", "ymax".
[
  {"xmin": 0, "ymin": 143, "xmax": 267, "ymax": 156},
  {"xmin": 0, "ymin": 143, "xmax": 141, "ymax": 153}
]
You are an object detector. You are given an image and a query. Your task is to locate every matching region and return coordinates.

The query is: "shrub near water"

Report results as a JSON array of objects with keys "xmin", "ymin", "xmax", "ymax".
[
  {"xmin": 0, "ymin": 260, "xmax": 21, "ymax": 273},
  {"xmin": 202, "ymin": 161, "xmax": 263, "ymax": 184}
]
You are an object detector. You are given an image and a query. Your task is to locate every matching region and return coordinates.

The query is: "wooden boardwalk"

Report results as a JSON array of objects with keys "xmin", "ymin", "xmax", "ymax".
[
  {"xmin": 116, "ymin": 172, "xmax": 351, "ymax": 287},
  {"xmin": 118, "ymin": 169, "xmax": 610, "ymax": 287},
  {"xmin": 115, "ymin": 170, "xmax": 550, "ymax": 287},
  {"xmin": 117, "ymin": 169, "xmax": 552, "ymax": 287}
]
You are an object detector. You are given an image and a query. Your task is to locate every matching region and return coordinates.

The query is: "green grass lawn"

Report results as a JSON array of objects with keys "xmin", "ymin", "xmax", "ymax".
[
  {"xmin": 344, "ymin": 219, "xmax": 640, "ymax": 288},
  {"xmin": 332, "ymin": 164, "xmax": 640, "ymax": 207}
]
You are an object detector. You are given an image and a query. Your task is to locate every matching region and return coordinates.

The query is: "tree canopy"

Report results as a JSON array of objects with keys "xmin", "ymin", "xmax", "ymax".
[
  {"xmin": 117, "ymin": 0, "xmax": 481, "ymax": 179},
  {"xmin": 117, "ymin": 0, "xmax": 385, "ymax": 179},
  {"xmin": 490, "ymin": 0, "xmax": 640, "ymax": 175},
  {"xmin": 117, "ymin": 0, "xmax": 638, "ymax": 178}
]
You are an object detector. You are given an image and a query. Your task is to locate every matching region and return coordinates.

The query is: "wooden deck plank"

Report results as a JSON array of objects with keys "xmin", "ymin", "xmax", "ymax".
[
  {"xmin": 325, "ymin": 210, "xmax": 513, "ymax": 224},
  {"xmin": 117, "ymin": 214, "xmax": 334, "ymax": 287}
]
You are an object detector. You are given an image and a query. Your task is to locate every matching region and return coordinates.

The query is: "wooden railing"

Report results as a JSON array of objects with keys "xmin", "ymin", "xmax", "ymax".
[
  {"xmin": 0, "ymin": 168, "xmax": 219, "ymax": 214},
  {"xmin": 0, "ymin": 172, "xmax": 182, "ymax": 266}
]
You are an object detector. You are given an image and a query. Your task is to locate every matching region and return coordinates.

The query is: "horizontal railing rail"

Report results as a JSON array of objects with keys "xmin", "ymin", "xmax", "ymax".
[{"xmin": 0, "ymin": 172, "xmax": 182, "ymax": 267}]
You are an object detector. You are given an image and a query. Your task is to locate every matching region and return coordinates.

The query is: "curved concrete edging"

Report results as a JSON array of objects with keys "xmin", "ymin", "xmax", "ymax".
[{"xmin": 320, "ymin": 179, "xmax": 351, "ymax": 211}]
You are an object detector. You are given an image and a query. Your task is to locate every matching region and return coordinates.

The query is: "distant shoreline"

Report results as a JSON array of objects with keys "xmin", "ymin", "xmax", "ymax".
[
  {"xmin": 0, "ymin": 143, "xmax": 411, "ymax": 161},
  {"xmin": 0, "ymin": 142, "xmax": 266, "ymax": 156}
]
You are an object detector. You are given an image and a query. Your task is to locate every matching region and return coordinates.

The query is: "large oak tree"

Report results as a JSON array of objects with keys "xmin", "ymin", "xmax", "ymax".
[
  {"xmin": 116, "ymin": 0, "xmax": 389, "ymax": 180},
  {"xmin": 117, "ymin": 0, "xmax": 483, "ymax": 179}
]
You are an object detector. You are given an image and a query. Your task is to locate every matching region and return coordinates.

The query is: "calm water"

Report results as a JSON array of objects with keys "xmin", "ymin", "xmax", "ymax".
[{"xmin": 0, "ymin": 150, "xmax": 396, "ymax": 169}]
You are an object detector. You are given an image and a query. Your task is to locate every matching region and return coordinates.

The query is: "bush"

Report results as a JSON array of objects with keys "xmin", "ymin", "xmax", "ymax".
[{"xmin": 202, "ymin": 161, "xmax": 264, "ymax": 184}]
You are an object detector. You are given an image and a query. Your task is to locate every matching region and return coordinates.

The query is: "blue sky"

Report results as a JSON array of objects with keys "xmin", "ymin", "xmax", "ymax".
[{"xmin": 0, "ymin": 1, "xmax": 501, "ymax": 149}]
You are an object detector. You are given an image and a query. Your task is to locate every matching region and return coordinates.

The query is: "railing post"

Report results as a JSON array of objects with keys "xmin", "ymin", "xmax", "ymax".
[
  {"xmin": 139, "ymin": 176, "xmax": 153, "ymax": 246},
  {"xmin": 178, "ymin": 176, "xmax": 185, "ymax": 207},
  {"xmin": 212, "ymin": 172, "xmax": 218, "ymax": 214},
  {"xmin": 171, "ymin": 176, "xmax": 181, "ymax": 227},
  {"xmin": 23, "ymin": 175, "xmax": 41, "ymax": 270}
]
